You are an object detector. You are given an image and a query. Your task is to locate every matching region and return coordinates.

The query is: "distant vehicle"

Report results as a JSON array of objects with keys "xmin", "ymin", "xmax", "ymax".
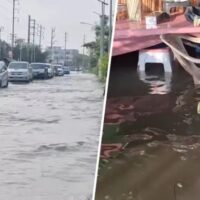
[
  {"xmin": 31, "ymin": 63, "xmax": 49, "ymax": 79},
  {"xmin": 54, "ymin": 65, "xmax": 64, "ymax": 76},
  {"xmin": 8, "ymin": 61, "xmax": 33, "ymax": 82},
  {"xmin": 63, "ymin": 66, "xmax": 70, "ymax": 74},
  {"xmin": 0, "ymin": 61, "xmax": 8, "ymax": 88}
]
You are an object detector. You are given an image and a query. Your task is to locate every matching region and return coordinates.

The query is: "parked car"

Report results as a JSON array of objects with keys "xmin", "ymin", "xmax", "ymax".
[
  {"xmin": 0, "ymin": 61, "xmax": 8, "ymax": 88},
  {"xmin": 54, "ymin": 65, "xmax": 64, "ymax": 76},
  {"xmin": 63, "ymin": 66, "xmax": 70, "ymax": 74},
  {"xmin": 8, "ymin": 61, "xmax": 33, "ymax": 82},
  {"xmin": 31, "ymin": 63, "xmax": 49, "ymax": 79},
  {"xmin": 47, "ymin": 64, "xmax": 54, "ymax": 78}
]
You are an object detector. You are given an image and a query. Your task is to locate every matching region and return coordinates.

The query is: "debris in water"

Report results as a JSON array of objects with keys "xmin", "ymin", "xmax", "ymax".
[
  {"xmin": 180, "ymin": 156, "xmax": 187, "ymax": 161},
  {"xmin": 197, "ymin": 102, "xmax": 200, "ymax": 114},
  {"xmin": 140, "ymin": 150, "xmax": 145, "ymax": 156},
  {"xmin": 177, "ymin": 182, "xmax": 183, "ymax": 188},
  {"xmin": 104, "ymin": 195, "xmax": 110, "ymax": 199}
]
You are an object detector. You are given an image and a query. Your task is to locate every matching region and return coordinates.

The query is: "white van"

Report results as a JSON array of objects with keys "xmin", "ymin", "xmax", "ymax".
[{"xmin": 8, "ymin": 61, "xmax": 33, "ymax": 82}]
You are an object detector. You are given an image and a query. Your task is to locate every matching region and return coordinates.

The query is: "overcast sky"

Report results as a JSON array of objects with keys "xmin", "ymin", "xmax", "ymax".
[{"xmin": 0, "ymin": 0, "xmax": 116, "ymax": 52}]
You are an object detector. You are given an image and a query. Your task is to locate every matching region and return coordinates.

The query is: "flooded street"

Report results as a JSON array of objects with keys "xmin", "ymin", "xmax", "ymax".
[
  {"xmin": 0, "ymin": 73, "xmax": 103, "ymax": 200},
  {"xmin": 96, "ymin": 53, "xmax": 200, "ymax": 200}
]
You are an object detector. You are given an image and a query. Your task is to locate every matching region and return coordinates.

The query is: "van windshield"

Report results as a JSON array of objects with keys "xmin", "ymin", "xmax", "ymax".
[
  {"xmin": 31, "ymin": 64, "xmax": 48, "ymax": 69},
  {"xmin": 9, "ymin": 63, "xmax": 28, "ymax": 69}
]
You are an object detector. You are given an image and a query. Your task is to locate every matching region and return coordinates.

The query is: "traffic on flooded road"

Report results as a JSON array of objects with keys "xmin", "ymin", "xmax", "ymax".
[{"xmin": 0, "ymin": 72, "xmax": 103, "ymax": 200}]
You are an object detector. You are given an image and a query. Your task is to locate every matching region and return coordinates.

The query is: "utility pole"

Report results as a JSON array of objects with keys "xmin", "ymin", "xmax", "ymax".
[
  {"xmin": 30, "ymin": 19, "xmax": 36, "ymax": 62},
  {"xmin": 11, "ymin": 0, "xmax": 18, "ymax": 58},
  {"xmin": 82, "ymin": 34, "xmax": 86, "ymax": 71},
  {"xmin": 98, "ymin": 0, "xmax": 108, "ymax": 77},
  {"xmin": 0, "ymin": 27, "xmax": 4, "ymax": 59},
  {"xmin": 109, "ymin": 0, "xmax": 112, "ymax": 50},
  {"xmin": 50, "ymin": 28, "xmax": 56, "ymax": 62},
  {"xmin": 64, "ymin": 32, "xmax": 67, "ymax": 65},
  {"xmin": 38, "ymin": 25, "xmax": 44, "ymax": 48},
  {"xmin": 27, "ymin": 15, "xmax": 31, "ymax": 44},
  {"xmin": 27, "ymin": 15, "xmax": 31, "ymax": 62},
  {"xmin": 33, "ymin": 20, "xmax": 36, "ymax": 62}
]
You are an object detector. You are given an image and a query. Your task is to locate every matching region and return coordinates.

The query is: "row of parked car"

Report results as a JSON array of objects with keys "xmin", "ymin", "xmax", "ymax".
[{"xmin": 0, "ymin": 61, "xmax": 70, "ymax": 88}]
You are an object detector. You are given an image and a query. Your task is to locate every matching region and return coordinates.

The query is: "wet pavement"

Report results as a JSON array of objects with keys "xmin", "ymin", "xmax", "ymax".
[
  {"xmin": 95, "ymin": 52, "xmax": 200, "ymax": 200},
  {"xmin": 0, "ymin": 72, "xmax": 103, "ymax": 200}
]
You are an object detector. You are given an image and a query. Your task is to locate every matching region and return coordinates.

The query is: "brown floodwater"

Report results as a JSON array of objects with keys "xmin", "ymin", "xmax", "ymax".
[{"xmin": 95, "ymin": 49, "xmax": 200, "ymax": 200}]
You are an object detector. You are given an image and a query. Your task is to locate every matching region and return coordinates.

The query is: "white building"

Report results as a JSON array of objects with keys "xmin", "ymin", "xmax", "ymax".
[{"xmin": 46, "ymin": 46, "xmax": 79, "ymax": 67}]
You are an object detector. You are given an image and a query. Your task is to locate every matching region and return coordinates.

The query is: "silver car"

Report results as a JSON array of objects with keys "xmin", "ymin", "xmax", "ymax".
[
  {"xmin": 0, "ymin": 61, "xmax": 8, "ymax": 88},
  {"xmin": 47, "ymin": 64, "xmax": 54, "ymax": 78},
  {"xmin": 8, "ymin": 61, "xmax": 33, "ymax": 82}
]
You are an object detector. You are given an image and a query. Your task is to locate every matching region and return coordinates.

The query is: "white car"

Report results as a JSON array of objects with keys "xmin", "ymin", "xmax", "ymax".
[
  {"xmin": 8, "ymin": 61, "xmax": 33, "ymax": 82},
  {"xmin": 0, "ymin": 61, "xmax": 8, "ymax": 88},
  {"xmin": 54, "ymin": 65, "xmax": 64, "ymax": 76}
]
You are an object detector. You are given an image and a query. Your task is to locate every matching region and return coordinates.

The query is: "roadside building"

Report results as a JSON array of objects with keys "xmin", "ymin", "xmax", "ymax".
[{"xmin": 46, "ymin": 46, "xmax": 79, "ymax": 70}]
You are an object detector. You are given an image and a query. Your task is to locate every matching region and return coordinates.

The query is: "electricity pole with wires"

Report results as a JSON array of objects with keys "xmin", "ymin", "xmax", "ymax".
[
  {"xmin": 38, "ymin": 25, "xmax": 44, "ymax": 49},
  {"xmin": 82, "ymin": 34, "xmax": 86, "ymax": 71},
  {"xmin": 97, "ymin": 0, "xmax": 108, "ymax": 77},
  {"xmin": 109, "ymin": 0, "xmax": 112, "ymax": 51},
  {"xmin": 50, "ymin": 28, "xmax": 56, "ymax": 62},
  {"xmin": 27, "ymin": 15, "xmax": 31, "ymax": 62},
  {"xmin": 0, "ymin": 26, "xmax": 4, "ymax": 59},
  {"xmin": 64, "ymin": 32, "xmax": 68, "ymax": 65},
  {"xmin": 11, "ymin": 0, "xmax": 19, "ymax": 58},
  {"xmin": 30, "ymin": 18, "xmax": 36, "ymax": 62}
]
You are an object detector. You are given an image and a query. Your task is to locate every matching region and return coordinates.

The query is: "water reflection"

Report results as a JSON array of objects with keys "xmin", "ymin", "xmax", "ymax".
[{"xmin": 138, "ymin": 71, "xmax": 172, "ymax": 95}]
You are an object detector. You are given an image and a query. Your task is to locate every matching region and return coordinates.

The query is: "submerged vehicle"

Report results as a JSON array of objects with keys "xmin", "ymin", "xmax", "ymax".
[
  {"xmin": 0, "ymin": 61, "xmax": 8, "ymax": 88},
  {"xmin": 31, "ymin": 63, "xmax": 49, "ymax": 79},
  {"xmin": 8, "ymin": 61, "xmax": 33, "ymax": 82}
]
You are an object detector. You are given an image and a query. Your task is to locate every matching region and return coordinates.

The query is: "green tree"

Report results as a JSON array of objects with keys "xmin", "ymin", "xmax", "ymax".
[{"xmin": 84, "ymin": 16, "xmax": 109, "ymax": 80}]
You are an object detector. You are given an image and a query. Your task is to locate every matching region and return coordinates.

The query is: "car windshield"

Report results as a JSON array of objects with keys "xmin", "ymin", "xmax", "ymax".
[
  {"xmin": 31, "ymin": 64, "xmax": 48, "ymax": 69},
  {"xmin": 9, "ymin": 62, "xmax": 28, "ymax": 69}
]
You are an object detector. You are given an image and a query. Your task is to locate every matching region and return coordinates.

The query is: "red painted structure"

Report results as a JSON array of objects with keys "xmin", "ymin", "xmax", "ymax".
[{"xmin": 113, "ymin": 14, "xmax": 200, "ymax": 56}]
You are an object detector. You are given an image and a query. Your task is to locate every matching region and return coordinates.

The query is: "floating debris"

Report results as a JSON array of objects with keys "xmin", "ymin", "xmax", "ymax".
[
  {"xmin": 180, "ymin": 156, "xmax": 187, "ymax": 161},
  {"xmin": 104, "ymin": 195, "xmax": 110, "ymax": 200},
  {"xmin": 197, "ymin": 102, "xmax": 200, "ymax": 114},
  {"xmin": 139, "ymin": 150, "xmax": 145, "ymax": 156},
  {"xmin": 177, "ymin": 182, "xmax": 183, "ymax": 189}
]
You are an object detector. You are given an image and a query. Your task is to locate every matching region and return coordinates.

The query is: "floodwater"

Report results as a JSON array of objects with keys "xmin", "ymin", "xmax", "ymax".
[
  {"xmin": 96, "ymin": 52, "xmax": 200, "ymax": 200},
  {"xmin": 0, "ymin": 73, "xmax": 103, "ymax": 200}
]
